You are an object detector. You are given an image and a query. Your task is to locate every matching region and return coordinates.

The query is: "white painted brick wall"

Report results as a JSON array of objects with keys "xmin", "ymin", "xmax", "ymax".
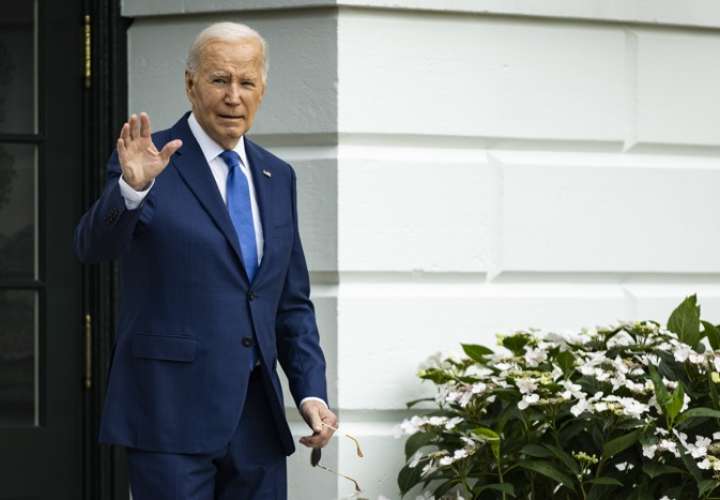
[{"xmin": 123, "ymin": 1, "xmax": 720, "ymax": 498}]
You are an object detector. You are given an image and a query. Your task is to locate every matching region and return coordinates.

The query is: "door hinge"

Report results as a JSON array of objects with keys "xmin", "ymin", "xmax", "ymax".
[
  {"xmin": 84, "ymin": 313, "xmax": 92, "ymax": 390},
  {"xmin": 84, "ymin": 15, "xmax": 91, "ymax": 89}
]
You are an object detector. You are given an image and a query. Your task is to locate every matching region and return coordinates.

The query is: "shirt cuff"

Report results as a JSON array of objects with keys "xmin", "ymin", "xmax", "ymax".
[
  {"xmin": 299, "ymin": 396, "xmax": 328, "ymax": 409},
  {"xmin": 118, "ymin": 176, "xmax": 154, "ymax": 210}
]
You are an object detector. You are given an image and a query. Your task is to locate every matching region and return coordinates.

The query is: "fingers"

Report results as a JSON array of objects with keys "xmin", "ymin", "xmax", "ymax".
[
  {"xmin": 117, "ymin": 138, "xmax": 127, "ymax": 167},
  {"xmin": 299, "ymin": 426, "xmax": 333, "ymax": 448},
  {"xmin": 120, "ymin": 122, "xmax": 130, "ymax": 143},
  {"xmin": 140, "ymin": 112, "xmax": 151, "ymax": 138},
  {"xmin": 129, "ymin": 114, "xmax": 140, "ymax": 140},
  {"xmin": 299, "ymin": 406, "xmax": 338, "ymax": 448},
  {"xmin": 159, "ymin": 139, "xmax": 183, "ymax": 163}
]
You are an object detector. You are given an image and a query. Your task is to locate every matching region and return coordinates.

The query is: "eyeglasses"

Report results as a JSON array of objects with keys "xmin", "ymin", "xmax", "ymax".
[{"xmin": 310, "ymin": 421, "xmax": 366, "ymax": 496}]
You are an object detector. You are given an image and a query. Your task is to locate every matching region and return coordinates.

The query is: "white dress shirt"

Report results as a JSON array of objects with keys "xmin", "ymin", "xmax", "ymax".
[{"xmin": 117, "ymin": 112, "xmax": 327, "ymax": 410}]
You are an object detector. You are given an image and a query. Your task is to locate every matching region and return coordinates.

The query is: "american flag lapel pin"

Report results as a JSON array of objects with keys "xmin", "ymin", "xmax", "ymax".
[{"xmin": 262, "ymin": 169, "xmax": 272, "ymax": 178}]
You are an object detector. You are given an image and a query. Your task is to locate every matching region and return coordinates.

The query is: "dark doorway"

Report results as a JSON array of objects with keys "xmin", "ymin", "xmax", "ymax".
[
  {"xmin": 0, "ymin": 0, "xmax": 84, "ymax": 498},
  {"xmin": 0, "ymin": 1, "xmax": 128, "ymax": 499}
]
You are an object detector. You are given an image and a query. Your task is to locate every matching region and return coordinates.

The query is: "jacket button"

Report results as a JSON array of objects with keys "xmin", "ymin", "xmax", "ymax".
[
  {"xmin": 241, "ymin": 337, "xmax": 254, "ymax": 348},
  {"xmin": 247, "ymin": 291, "xmax": 256, "ymax": 301}
]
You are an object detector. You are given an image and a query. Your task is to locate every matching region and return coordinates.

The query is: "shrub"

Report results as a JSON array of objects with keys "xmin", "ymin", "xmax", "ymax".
[{"xmin": 397, "ymin": 295, "xmax": 720, "ymax": 500}]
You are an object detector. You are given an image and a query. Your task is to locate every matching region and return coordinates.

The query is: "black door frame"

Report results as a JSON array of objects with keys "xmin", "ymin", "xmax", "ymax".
[{"xmin": 80, "ymin": 1, "xmax": 130, "ymax": 498}]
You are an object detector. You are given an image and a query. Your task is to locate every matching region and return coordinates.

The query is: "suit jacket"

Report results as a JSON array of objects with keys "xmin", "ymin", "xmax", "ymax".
[{"xmin": 74, "ymin": 112, "xmax": 327, "ymax": 455}]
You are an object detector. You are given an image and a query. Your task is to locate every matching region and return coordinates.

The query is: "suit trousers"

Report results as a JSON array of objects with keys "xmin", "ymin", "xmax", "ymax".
[{"xmin": 127, "ymin": 364, "xmax": 288, "ymax": 500}]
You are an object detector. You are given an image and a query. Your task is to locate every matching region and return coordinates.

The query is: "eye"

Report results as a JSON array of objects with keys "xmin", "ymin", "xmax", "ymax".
[
  {"xmin": 211, "ymin": 77, "xmax": 227, "ymax": 85},
  {"xmin": 241, "ymin": 80, "xmax": 255, "ymax": 88}
]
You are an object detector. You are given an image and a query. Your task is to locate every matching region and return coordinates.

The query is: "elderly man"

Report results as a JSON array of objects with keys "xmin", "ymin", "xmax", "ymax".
[{"xmin": 74, "ymin": 22, "xmax": 336, "ymax": 499}]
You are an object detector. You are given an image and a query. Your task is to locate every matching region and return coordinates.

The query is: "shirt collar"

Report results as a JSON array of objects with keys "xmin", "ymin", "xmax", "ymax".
[{"xmin": 188, "ymin": 112, "xmax": 249, "ymax": 168}]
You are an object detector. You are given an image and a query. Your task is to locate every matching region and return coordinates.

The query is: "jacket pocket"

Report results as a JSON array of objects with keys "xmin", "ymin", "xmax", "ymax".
[{"xmin": 131, "ymin": 334, "xmax": 197, "ymax": 362}]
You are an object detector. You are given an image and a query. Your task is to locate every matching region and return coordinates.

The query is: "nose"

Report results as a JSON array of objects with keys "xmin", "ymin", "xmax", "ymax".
[{"xmin": 224, "ymin": 82, "xmax": 242, "ymax": 105}]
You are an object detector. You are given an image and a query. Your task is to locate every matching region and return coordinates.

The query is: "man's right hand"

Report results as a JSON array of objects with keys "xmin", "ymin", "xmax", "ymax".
[{"xmin": 117, "ymin": 112, "xmax": 183, "ymax": 191}]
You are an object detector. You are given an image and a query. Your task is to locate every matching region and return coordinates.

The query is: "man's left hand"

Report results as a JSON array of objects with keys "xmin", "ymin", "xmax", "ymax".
[{"xmin": 299, "ymin": 400, "xmax": 337, "ymax": 448}]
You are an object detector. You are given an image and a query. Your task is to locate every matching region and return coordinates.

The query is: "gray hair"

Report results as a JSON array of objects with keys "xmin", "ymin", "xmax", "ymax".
[{"xmin": 186, "ymin": 22, "xmax": 268, "ymax": 84}]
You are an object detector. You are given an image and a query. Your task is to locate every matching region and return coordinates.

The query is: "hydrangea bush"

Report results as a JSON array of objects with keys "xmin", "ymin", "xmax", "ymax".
[{"xmin": 396, "ymin": 295, "xmax": 720, "ymax": 500}]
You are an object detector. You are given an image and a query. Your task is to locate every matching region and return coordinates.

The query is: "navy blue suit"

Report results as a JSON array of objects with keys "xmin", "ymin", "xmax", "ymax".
[{"xmin": 75, "ymin": 112, "xmax": 328, "ymax": 488}]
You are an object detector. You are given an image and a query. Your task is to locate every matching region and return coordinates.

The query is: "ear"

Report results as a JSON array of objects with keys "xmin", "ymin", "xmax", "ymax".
[
  {"xmin": 258, "ymin": 80, "xmax": 267, "ymax": 103},
  {"xmin": 184, "ymin": 70, "xmax": 195, "ymax": 98}
]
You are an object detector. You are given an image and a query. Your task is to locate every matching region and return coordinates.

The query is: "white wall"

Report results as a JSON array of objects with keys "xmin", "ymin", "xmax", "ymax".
[{"xmin": 123, "ymin": 1, "xmax": 720, "ymax": 498}]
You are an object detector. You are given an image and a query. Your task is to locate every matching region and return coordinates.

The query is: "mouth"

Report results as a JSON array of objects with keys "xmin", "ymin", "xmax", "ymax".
[{"xmin": 218, "ymin": 114, "xmax": 245, "ymax": 121}]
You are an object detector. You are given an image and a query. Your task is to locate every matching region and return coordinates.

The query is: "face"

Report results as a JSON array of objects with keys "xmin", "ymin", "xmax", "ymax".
[{"xmin": 185, "ymin": 38, "xmax": 266, "ymax": 150}]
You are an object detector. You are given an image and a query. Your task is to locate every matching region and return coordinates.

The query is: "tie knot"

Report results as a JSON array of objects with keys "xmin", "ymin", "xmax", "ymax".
[{"xmin": 220, "ymin": 150, "xmax": 242, "ymax": 170}]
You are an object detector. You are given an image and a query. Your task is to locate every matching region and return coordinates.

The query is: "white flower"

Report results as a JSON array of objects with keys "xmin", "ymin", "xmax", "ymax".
[
  {"xmin": 518, "ymin": 393, "xmax": 540, "ymax": 410},
  {"xmin": 689, "ymin": 351, "xmax": 705, "ymax": 365},
  {"xmin": 571, "ymin": 398, "xmax": 589, "ymax": 417},
  {"xmin": 524, "ymin": 347, "xmax": 547, "ymax": 367},
  {"xmin": 428, "ymin": 416, "xmax": 446, "ymax": 426},
  {"xmin": 471, "ymin": 382, "xmax": 487, "ymax": 394},
  {"xmin": 465, "ymin": 365, "xmax": 493, "ymax": 378},
  {"xmin": 453, "ymin": 448, "xmax": 469, "ymax": 460},
  {"xmin": 681, "ymin": 393, "xmax": 691, "ymax": 413},
  {"xmin": 658, "ymin": 439, "xmax": 680, "ymax": 457},
  {"xmin": 642, "ymin": 444, "xmax": 657, "ymax": 459},
  {"xmin": 698, "ymin": 459, "xmax": 711, "ymax": 470},
  {"xmin": 674, "ymin": 344, "xmax": 692, "ymax": 363},
  {"xmin": 439, "ymin": 456, "xmax": 454, "ymax": 466},
  {"xmin": 445, "ymin": 416, "xmax": 463, "ymax": 430},
  {"xmin": 713, "ymin": 432, "xmax": 720, "ymax": 441},
  {"xmin": 607, "ymin": 330, "xmax": 634, "ymax": 348},
  {"xmin": 398, "ymin": 416, "xmax": 427, "ymax": 436},
  {"xmin": 615, "ymin": 461, "xmax": 635, "ymax": 471},
  {"xmin": 515, "ymin": 378, "xmax": 538, "ymax": 394},
  {"xmin": 687, "ymin": 435, "xmax": 712, "ymax": 459},
  {"xmin": 458, "ymin": 390, "xmax": 474, "ymax": 408}
]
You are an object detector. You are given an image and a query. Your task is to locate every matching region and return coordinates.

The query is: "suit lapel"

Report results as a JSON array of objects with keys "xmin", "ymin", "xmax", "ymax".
[
  {"xmin": 245, "ymin": 137, "xmax": 274, "ymax": 283},
  {"xmin": 169, "ymin": 114, "xmax": 250, "ymax": 284}
]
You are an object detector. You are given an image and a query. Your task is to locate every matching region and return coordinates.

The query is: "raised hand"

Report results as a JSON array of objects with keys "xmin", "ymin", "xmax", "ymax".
[{"xmin": 117, "ymin": 112, "xmax": 182, "ymax": 191}]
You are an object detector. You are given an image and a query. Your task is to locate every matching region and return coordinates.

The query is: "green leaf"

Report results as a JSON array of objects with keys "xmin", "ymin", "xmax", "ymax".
[
  {"xmin": 473, "ymin": 483, "xmax": 516, "ymax": 497},
  {"xmin": 543, "ymin": 443, "xmax": 580, "ymax": 475},
  {"xmin": 472, "ymin": 427, "xmax": 500, "ymax": 461},
  {"xmin": 642, "ymin": 462, "xmax": 686, "ymax": 479},
  {"xmin": 418, "ymin": 367, "xmax": 453, "ymax": 384},
  {"xmin": 556, "ymin": 350, "xmax": 576, "ymax": 377},
  {"xmin": 586, "ymin": 477, "xmax": 623, "ymax": 487},
  {"xmin": 602, "ymin": 430, "xmax": 641, "ymax": 460},
  {"xmin": 398, "ymin": 463, "xmax": 423, "ymax": 496},
  {"xmin": 461, "ymin": 343, "xmax": 494, "ymax": 363},
  {"xmin": 699, "ymin": 479, "xmax": 720, "ymax": 497},
  {"xmin": 520, "ymin": 444, "xmax": 553, "ymax": 458},
  {"xmin": 518, "ymin": 460, "xmax": 577, "ymax": 493},
  {"xmin": 405, "ymin": 397, "xmax": 435, "ymax": 409},
  {"xmin": 649, "ymin": 366, "xmax": 670, "ymax": 407},
  {"xmin": 667, "ymin": 294, "xmax": 701, "ymax": 348},
  {"xmin": 665, "ymin": 383, "xmax": 685, "ymax": 423},
  {"xmin": 703, "ymin": 321, "xmax": 720, "ymax": 350},
  {"xmin": 679, "ymin": 447, "xmax": 703, "ymax": 484},
  {"xmin": 502, "ymin": 333, "xmax": 531, "ymax": 356},
  {"xmin": 433, "ymin": 479, "xmax": 461, "ymax": 498},
  {"xmin": 676, "ymin": 407, "xmax": 720, "ymax": 425},
  {"xmin": 404, "ymin": 431, "xmax": 435, "ymax": 459}
]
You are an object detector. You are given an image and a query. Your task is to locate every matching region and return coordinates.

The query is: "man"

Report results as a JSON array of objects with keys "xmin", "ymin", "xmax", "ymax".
[{"xmin": 74, "ymin": 22, "xmax": 337, "ymax": 499}]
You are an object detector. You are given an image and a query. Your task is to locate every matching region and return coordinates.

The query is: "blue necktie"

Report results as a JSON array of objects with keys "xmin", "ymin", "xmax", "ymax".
[
  {"xmin": 220, "ymin": 150, "xmax": 259, "ymax": 283},
  {"xmin": 220, "ymin": 149, "xmax": 260, "ymax": 369}
]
